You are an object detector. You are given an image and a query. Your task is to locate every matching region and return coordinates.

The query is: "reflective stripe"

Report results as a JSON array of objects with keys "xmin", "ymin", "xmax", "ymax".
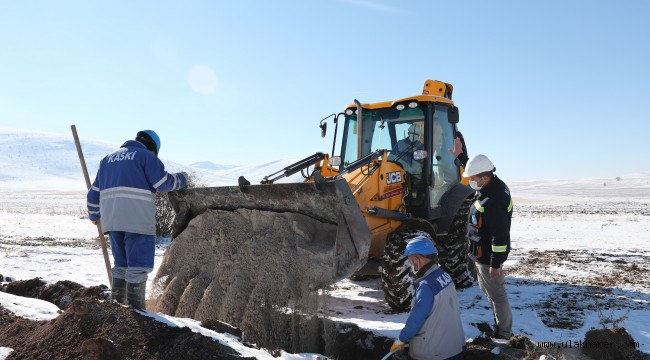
[
  {"xmin": 87, "ymin": 202, "xmax": 99, "ymax": 208},
  {"xmin": 102, "ymin": 186, "xmax": 152, "ymax": 196},
  {"xmin": 492, "ymin": 245, "xmax": 508, "ymax": 253},
  {"xmin": 476, "ymin": 199, "xmax": 512, "ymax": 213},
  {"xmin": 172, "ymin": 173, "xmax": 180, "ymax": 189},
  {"xmin": 100, "ymin": 187, "xmax": 154, "ymax": 203},
  {"xmin": 91, "ymin": 185, "xmax": 100, "ymax": 192},
  {"xmin": 153, "ymin": 174, "xmax": 168, "ymax": 189},
  {"xmin": 473, "ymin": 200, "xmax": 484, "ymax": 213}
]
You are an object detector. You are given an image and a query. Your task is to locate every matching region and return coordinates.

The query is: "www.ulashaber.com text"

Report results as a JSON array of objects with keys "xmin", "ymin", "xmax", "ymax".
[{"xmin": 537, "ymin": 340, "xmax": 640, "ymax": 350}]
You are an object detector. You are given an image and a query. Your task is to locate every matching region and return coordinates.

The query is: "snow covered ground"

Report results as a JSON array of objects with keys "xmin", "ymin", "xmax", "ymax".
[
  {"xmin": 321, "ymin": 178, "xmax": 650, "ymax": 348},
  {"xmin": 1, "ymin": 174, "xmax": 649, "ymax": 358}
]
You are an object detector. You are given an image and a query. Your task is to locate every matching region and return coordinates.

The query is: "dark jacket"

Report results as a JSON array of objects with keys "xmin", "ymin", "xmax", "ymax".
[{"xmin": 467, "ymin": 175, "xmax": 513, "ymax": 268}]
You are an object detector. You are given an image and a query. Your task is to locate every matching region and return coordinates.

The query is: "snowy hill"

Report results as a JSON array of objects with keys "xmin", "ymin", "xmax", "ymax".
[
  {"xmin": 0, "ymin": 128, "xmax": 118, "ymax": 191},
  {"xmin": 2, "ymin": 128, "xmax": 649, "ymax": 192},
  {"xmin": 0, "ymin": 128, "xmax": 302, "ymax": 191},
  {"xmin": 508, "ymin": 171, "xmax": 650, "ymax": 201},
  {"xmin": 189, "ymin": 161, "xmax": 237, "ymax": 171},
  {"xmin": 195, "ymin": 158, "xmax": 307, "ymax": 186}
]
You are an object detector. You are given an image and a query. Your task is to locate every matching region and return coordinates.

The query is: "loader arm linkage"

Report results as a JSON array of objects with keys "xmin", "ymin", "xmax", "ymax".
[
  {"xmin": 335, "ymin": 149, "xmax": 384, "ymax": 180},
  {"xmin": 261, "ymin": 152, "xmax": 327, "ymax": 184}
]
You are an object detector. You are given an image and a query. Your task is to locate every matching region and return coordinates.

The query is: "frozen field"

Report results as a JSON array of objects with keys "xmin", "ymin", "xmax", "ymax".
[{"xmin": 1, "ymin": 175, "xmax": 649, "ymax": 356}]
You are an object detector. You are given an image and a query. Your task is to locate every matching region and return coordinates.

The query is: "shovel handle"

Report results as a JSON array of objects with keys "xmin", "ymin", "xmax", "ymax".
[{"xmin": 71, "ymin": 125, "xmax": 113, "ymax": 287}]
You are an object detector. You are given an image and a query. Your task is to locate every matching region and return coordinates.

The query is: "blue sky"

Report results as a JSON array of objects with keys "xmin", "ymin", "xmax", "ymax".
[{"xmin": 1, "ymin": 0, "xmax": 648, "ymax": 181}]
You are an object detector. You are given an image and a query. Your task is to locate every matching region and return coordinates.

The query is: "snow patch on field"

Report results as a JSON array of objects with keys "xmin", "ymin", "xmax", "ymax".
[{"xmin": 1, "ymin": 175, "xmax": 650, "ymax": 356}]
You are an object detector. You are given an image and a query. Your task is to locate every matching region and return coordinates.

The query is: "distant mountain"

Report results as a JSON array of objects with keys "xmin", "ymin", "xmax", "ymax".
[
  {"xmin": 0, "ymin": 128, "xmax": 115, "ymax": 191},
  {"xmin": 189, "ymin": 161, "xmax": 238, "ymax": 171},
  {"xmin": 0, "ymin": 128, "xmax": 302, "ymax": 191},
  {"xmin": 195, "ymin": 158, "xmax": 306, "ymax": 186},
  {"xmin": 3, "ymin": 128, "xmax": 647, "ymax": 193}
]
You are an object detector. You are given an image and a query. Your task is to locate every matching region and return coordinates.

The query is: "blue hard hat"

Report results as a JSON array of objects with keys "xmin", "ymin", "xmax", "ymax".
[
  {"xmin": 403, "ymin": 236, "xmax": 437, "ymax": 256},
  {"xmin": 136, "ymin": 130, "xmax": 161, "ymax": 155}
]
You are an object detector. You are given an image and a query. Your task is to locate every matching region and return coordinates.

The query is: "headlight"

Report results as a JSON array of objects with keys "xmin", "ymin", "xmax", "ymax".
[{"xmin": 328, "ymin": 156, "xmax": 342, "ymax": 166}]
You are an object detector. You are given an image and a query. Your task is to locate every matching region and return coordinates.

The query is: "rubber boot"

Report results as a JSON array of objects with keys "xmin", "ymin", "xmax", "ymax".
[
  {"xmin": 110, "ymin": 278, "xmax": 127, "ymax": 304},
  {"xmin": 126, "ymin": 282, "xmax": 147, "ymax": 310}
]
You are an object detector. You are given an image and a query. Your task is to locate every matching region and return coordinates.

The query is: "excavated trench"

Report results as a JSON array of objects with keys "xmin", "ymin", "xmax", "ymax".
[{"xmin": 233, "ymin": 312, "xmax": 394, "ymax": 359}]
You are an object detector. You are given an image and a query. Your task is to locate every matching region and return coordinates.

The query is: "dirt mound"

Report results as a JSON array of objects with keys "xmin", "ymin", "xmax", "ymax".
[
  {"xmin": 2, "ymin": 278, "xmax": 109, "ymax": 309},
  {"xmin": 0, "ymin": 295, "xmax": 397, "ymax": 360},
  {"xmin": 459, "ymin": 333, "xmax": 639, "ymax": 360},
  {"xmin": 462, "ymin": 334, "xmax": 539, "ymax": 360},
  {"xmin": 0, "ymin": 298, "xmax": 250, "ymax": 360},
  {"xmin": 584, "ymin": 327, "xmax": 649, "ymax": 360},
  {"xmin": 0, "ymin": 279, "xmax": 396, "ymax": 359}
]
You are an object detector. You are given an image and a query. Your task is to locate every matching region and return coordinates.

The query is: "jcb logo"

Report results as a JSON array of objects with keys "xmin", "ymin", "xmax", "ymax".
[{"xmin": 386, "ymin": 171, "xmax": 402, "ymax": 185}]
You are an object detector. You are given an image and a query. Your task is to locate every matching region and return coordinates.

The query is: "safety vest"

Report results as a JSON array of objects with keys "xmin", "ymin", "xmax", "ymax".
[{"xmin": 467, "ymin": 175, "xmax": 513, "ymax": 268}]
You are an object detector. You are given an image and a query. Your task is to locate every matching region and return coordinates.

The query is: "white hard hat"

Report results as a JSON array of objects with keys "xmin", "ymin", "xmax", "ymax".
[
  {"xmin": 462, "ymin": 154, "xmax": 495, "ymax": 177},
  {"xmin": 407, "ymin": 124, "xmax": 422, "ymax": 142}
]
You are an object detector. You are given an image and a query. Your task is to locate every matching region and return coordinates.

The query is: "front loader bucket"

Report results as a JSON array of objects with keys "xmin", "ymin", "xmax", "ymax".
[
  {"xmin": 170, "ymin": 179, "xmax": 369, "ymax": 254},
  {"xmin": 151, "ymin": 178, "xmax": 371, "ymax": 329}
]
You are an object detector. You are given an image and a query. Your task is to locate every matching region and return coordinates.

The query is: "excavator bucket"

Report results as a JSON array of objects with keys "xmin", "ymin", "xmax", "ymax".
[{"xmin": 150, "ymin": 178, "xmax": 371, "ymax": 328}]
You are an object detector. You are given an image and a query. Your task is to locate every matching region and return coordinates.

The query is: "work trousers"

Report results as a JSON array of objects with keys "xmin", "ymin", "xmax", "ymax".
[
  {"xmin": 476, "ymin": 263, "xmax": 512, "ymax": 338},
  {"xmin": 109, "ymin": 231, "xmax": 154, "ymax": 284}
]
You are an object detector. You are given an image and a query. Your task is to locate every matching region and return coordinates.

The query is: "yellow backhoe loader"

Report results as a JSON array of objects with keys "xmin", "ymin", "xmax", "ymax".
[{"xmin": 152, "ymin": 80, "xmax": 475, "ymax": 321}]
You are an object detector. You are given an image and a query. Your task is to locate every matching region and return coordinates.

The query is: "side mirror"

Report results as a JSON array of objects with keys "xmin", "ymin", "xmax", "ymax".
[
  {"xmin": 320, "ymin": 121, "xmax": 327, "ymax": 138},
  {"xmin": 448, "ymin": 106, "xmax": 459, "ymax": 124}
]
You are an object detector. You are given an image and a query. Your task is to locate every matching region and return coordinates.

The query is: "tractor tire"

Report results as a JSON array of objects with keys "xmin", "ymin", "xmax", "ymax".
[
  {"xmin": 380, "ymin": 221, "xmax": 435, "ymax": 311},
  {"xmin": 435, "ymin": 197, "xmax": 474, "ymax": 289}
]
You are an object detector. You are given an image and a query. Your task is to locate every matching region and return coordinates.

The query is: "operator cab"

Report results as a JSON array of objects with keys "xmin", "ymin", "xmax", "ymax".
[{"xmin": 337, "ymin": 86, "xmax": 461, "ymax": 219}]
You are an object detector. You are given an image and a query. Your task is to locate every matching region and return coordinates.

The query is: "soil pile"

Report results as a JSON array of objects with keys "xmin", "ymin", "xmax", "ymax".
[
  {"xmin": 2, "ymin": 277, "xmax": 109, "ymax": 309},
  {"xmin": 584, "ymin": 327, "xmax": 648, "ymax": 360},
  {"xmin": 0, "ymin": 279, "xmax": 394, "ymax": 359},
  {"xmin": 0, "ymin": 297, "xmax": 249, "ymax": 360}
]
